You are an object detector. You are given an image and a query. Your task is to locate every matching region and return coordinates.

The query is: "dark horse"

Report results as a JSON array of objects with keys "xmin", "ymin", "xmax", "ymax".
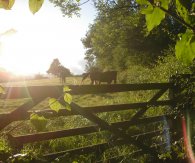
[
  {"xmin": 58, "ymin": 66, "xmax": 71, "ymax": 84},
  {"xmin": 47, "ymin": 65, "xmax": 70, "ymax": 84},
  {"xmin": 82, "ymin": 71, "xmax": 117, "ymax": 85}
]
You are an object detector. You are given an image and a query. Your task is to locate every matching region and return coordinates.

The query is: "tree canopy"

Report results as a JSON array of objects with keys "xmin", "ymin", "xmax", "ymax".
[
  {"xmin": 47, "ymin": 58, "xmax": 71, "ymax": 77},
  {"xmin": 81, "ymin": 0, "xmax": 188, "ymax": 71}
]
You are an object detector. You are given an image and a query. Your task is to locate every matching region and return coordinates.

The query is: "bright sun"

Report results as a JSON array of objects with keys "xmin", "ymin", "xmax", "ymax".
[
  {"xmin": 0, "ymin": 31, "xmax": 49, "ymax": 75},
  {"xmin": 0, "ymin": 1, "xmax": 95, "ymax": 76}
]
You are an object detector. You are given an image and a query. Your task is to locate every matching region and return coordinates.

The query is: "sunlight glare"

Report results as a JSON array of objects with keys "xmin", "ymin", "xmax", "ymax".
[{"xmin": 0, "ymin": 0, "xmax": 95, "ymax": 75}]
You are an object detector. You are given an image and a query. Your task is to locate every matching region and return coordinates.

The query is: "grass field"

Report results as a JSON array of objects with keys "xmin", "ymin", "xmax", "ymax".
[
  {"xmin": 0, "ymin": 77, "xmax": 87, "ymax": 114},
  {"xmin": 0, "ymin": 76, "xmax": 84, "ymax": 87}
]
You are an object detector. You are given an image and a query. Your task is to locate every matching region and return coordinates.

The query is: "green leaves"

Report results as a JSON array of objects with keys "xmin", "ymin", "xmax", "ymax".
[
  {"xmin": 137, "ymin": 0, "xmax": 152, "ymax": 14},
  {"xmin": 30, "ymin": 113, "xmax": 47, "ymax": 131},
  {"xmin": 137, "ymin": 0, "xmax": 195, "ymax": 65},
  {"xmin": 137, "ymin": 0, "xmax": 170, "ymax": 32},
  {"xmin": 0, "ymin": 0, "xmax": 15, "ymax": 10},
  {"xmin": 64, "ymin": 93, "xmax": 72, "ymax": 105},
  {"xmin": 63, "ymin": 86, "xmax": 71, "ymax": 92},
  {"xmin": 32, "ymin": 86, "xmax": 72, "ymax": 131},
  {"xmin": 176, "ymin": 0, "xmax": 190, "ymax": 24},
  {"xmin": 175, "ymin": 30, "xmax": 195, "ymax": 64},
  {"xmin": 145, "ymin": 7, "xmax": 164, "ymax": 32},
  {"xmin": 0, "ymin": 0, "xmax": 44, "ymax": 13},
  {"xmin": 29, "ymin": 0, "xmax": 44, "ymax": 14},
  {"xmin": 64, "ymin": 86, "xmax": 72, "ymax": 110},
  {"xmin": 49, "ymin": 86, "xmax": 72, "ymax": 112},
  {"xmin": 49, "ymin": 98, "xmax": 63, "ymax": 113}
]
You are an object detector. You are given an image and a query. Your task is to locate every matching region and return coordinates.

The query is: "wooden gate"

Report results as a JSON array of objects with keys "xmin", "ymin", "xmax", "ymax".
[{"xmin": 0, "ymin": 75, "xmax": 194, "ymax": 162}]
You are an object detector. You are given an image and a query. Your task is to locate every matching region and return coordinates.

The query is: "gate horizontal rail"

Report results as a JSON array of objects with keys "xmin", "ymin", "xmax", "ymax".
[
  {"xmin": 0, "ymin": 83, "xmax": 173, "ymax": 99},
  {"xmin": 8, "ymin": 113, "xmax": 174, "ymax": 145},
  {"xmin": 0, "ymin": 99, "xmax": 173, "ymax": 126}
]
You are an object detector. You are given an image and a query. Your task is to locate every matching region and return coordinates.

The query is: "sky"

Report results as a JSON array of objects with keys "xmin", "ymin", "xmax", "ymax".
[{"xmin": 0, "ymin": 0, "xmax": 96, "ymax": 75}]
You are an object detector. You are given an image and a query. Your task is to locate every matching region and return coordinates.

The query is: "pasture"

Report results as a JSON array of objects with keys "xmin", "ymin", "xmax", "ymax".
[
  {"xmin": 0, "ymin": 76, "xmax": 93, "ymax": 113},
  {"xmin": 0, "ymin": 77, "xmax": 82, "ymax": 114},
  {"xmin": 0, "ymin": 76, "xmax": 167, "ymax": 115}
]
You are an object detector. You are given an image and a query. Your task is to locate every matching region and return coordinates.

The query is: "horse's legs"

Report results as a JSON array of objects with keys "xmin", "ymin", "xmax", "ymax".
[
  {"xmin": 90, "ymin": 79, "xmax": 94, "ymax": 85},
  {"xmin": 94, "ymin": 80, "xmax": 98, "ymax": 85},
  {"xmin": 62, "ymin": 77, "xmax": 66, "ymax": 84}
]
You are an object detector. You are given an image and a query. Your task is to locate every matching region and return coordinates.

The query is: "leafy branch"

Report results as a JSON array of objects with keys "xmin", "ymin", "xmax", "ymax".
[
  {"xmin": 136, "ymin": 0, "xmax": 195, "ymax": 65},
  {"xmin": 157, "ymin": 5, "xmax": 195, "ymax": 32}
]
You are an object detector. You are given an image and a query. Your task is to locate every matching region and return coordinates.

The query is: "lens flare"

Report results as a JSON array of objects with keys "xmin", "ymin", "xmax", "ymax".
[
  {"xmin": 163, "ymin": 116, "xmax": 171, "ymax": 152},
  {"xmin": 182, "ymin": 113, "xmax": 195, "ymax": 163}
]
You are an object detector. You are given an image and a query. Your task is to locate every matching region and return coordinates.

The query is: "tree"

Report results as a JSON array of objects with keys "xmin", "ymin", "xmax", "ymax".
[
  {"xmin": 47, "ymin": 58, "xmax": 61, "ymax": 76},
  {"xmin": 58, "ymin": 65, "xmax": 72, "ymax": 77},
  {"xmin": 81, "ymin": 0, "xmax": 184, "ymax": 71},
  {"xmin": 47, "ymin": 58, "xmax": 71, "ymax": 79}
]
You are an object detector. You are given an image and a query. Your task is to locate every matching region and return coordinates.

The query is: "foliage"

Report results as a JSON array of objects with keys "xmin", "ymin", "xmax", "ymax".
[
  {"xmin": 158, "ymin": 139, "xmax": 186, "ymax": 161},
  {"xmin": 0, "ymin": 139, "xmax": 11, "ymax": 162},
  {"xmin": 137, "ymin": 0, "xmax": 195, "ymax": 65},
  {"xmin": 49, "ymin": 86, "xmax": 72, "ymax": 112},
  {"xmin": 47, "ymin": 58, "xmax": 71, "ymax": 77},
  {"xmin": 49, "ymin": 0, "xmax": 81, "ymax": 17},
  {"xmin": 175, "ymin": 29, "xmax": 195, "ymax": 64},
  {"xmin": 1, "ymin": 1, "xmax": 195, "ymax": 66},
  {"xmin": 0, "ymin": 0, "xmax": 15, "ymax": 10},
  {"xmin": 30, "ymin": 113, "xmax": 47, "ymax": 131},
  {"xmin": 81, "ymin": 0, "xmax": 185, "ymax": 71},
  {"xmin": 30, "ymin": 86, "xmax": 72, "ymax": 132},
  {"xmin": 118, "ymin": 48, "xmax": 191, "ymax": 83},
  {"xmin": 49, "ymin": 98, "xmax": 64, "ymax": 113},
  {"xmin": 54, "ymin": 153, "xmax": 95, "ymax": 162},
  {"xmin": 47, "ymin": 58, "xmax": 61, "ymax": 76},
  {"xmin": 169, "ymin": 74, "xmax": 194, "ymax": 116},
  {"xmin": 29, "ymin": 0, "xmax": 44, "ymax": 14},
  {"xmin": 0, "ymin": 0, "xmax": 81, "ymax": 16},
  {"xmin": 137, "ymin": 0, "xmax": 170, "ymax": 32}
]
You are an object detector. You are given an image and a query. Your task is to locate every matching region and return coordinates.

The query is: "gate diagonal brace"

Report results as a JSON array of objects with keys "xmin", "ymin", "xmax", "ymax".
[
  {"xmin": 68, "ymin": 102, "xmax": 158, "ymax": 157},
  {"xmin": 0, "ymin": 98, "xmax": 44, "ymax": 131},
  {"xmin": 131, "ymin": 88, "xmax": 168, "ymax": 121}
]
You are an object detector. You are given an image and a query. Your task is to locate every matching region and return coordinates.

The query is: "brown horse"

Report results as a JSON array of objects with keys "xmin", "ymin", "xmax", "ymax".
[
  {"xmin": 82, "ymin": 71, "xmax": 117, "ymax": 85},
  {"xmin": 47, "ymin": 65, "xmax": 70, "ymax": 84}
]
